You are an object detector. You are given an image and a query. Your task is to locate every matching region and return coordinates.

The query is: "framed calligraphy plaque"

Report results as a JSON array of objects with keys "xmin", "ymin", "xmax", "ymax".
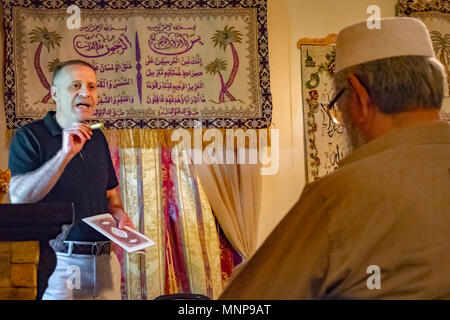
[
  {"xmin": 2, "ymin": 0, "xmax": 272, "ymax": 129},
  {"xmin": 298, "ymin": 35, "xmax": 351, "ymax": 183}
]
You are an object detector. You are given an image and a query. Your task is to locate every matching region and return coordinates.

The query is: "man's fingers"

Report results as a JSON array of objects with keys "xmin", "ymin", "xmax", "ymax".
[
  {"xmin": 71, "ymin": 132, "xmax": 87, "ymax": 145},
  {"xmin": 61, "ymin": 125, "xmax": 92, "ymax": 157},
  {"xmin": 66, "ymin": 127, "xmax": 91, "ymax": 141},
  {"xmin": 77, "ymin": 128, "xmax": 91, "ymax": 140},
  {"xmin": 118, "ymin": 216, "xmax": 136, "ymax": 230},
  {"xmin": 66, "ymin": 130, "xmax": 85, "ymax": 142},
  {"xmin": 126, "ymin": 222, "xmax": 136, "ymax": 230},
  {"xmin": 75, "ymin": 126, "xmax": 92, "ymax": 140},
  {"xmin": 64, "ymin": 129, "xmax": 89, "ymax": 148},
  {"xmin": 66, "ymin": 124, "xmax": 92, "ymax": 140},
  {"xmin": 78, "ymin": 123, "xmax": 93, "ymax": 138}
]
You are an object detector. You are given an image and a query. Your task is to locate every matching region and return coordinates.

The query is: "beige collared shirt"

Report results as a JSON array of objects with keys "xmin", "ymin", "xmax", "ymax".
[{"xmin": 220, "ymin": 121, "xmax": 450, "ymax": 299}]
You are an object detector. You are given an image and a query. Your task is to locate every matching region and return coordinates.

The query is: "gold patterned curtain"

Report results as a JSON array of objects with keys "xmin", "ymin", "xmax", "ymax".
[{"xmin": 106, "ymin": 131, "xmax": 232, "ymax": 300}]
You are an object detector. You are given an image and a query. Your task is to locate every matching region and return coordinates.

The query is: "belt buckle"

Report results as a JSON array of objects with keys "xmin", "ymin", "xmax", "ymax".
[
  {"xmin": 68, "ymin": 241, "xmax": 73, "ymax": 255},
  {"xmin": 59, "ymin": 241, "xmax": 73, "ymax": 255},
  {"xmin": 91, "ymin": 242, "xmax": 109, "ymax": 255},
  {"xmin": 91, "ymin": 243, "xmax": 99, "ymax": 256}
]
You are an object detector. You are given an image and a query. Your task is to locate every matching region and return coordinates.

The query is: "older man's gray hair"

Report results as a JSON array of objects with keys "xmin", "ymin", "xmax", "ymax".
[{"xmin": 334, "ymin": 55, "xmax": 446, "ymax": 113}]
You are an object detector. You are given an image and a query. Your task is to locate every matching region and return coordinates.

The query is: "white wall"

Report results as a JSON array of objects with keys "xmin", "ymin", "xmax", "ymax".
[{"xmin": 258, "ymin": 0, "xmax": 397, "ymax": 246}]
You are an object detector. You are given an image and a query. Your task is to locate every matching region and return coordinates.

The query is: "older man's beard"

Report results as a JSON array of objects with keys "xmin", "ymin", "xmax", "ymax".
[{"xmin": 341, "ymin": 107, "xmax": 368, "ymax": 151}]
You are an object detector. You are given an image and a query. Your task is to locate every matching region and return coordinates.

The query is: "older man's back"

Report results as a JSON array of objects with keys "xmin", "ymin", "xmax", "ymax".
[{"xmin": 220, "ymin": 120, "xmax": 450, "ymax": 299}]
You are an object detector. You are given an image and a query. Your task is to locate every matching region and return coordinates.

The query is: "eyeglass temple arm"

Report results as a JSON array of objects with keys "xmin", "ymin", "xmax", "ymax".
[{"xmin": 328, "ymin": 88, "xmax": 346, "ymax": 109}]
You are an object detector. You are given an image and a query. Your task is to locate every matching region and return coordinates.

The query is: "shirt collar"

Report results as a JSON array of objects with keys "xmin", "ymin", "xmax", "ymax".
[
  {"xmin": 339, "ymin": 120, "xmax": 450, "ymax": 167},
  {"xmin": 43, "ymin": 111, "xmax": 63, "ymax": 136}
]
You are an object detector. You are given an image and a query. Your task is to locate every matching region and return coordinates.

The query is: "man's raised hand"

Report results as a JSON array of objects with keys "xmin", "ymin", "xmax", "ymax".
[{"xmin": 61, "ymin": 123, "xmax": 92, "ymax": 158}]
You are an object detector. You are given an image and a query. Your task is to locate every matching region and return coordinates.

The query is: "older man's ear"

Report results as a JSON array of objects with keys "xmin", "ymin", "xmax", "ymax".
[{"xmin": 347, "ymin": 74, "xmax": 372, "ymax": 125}]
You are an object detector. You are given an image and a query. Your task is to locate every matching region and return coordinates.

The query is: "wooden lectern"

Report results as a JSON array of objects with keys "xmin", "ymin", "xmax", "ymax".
[{"xmin": 0, "ymin": 203, "xmax": 74, "ymax": 300}]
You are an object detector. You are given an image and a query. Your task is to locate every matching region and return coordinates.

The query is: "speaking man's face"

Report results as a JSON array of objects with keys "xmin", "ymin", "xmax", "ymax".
[{"xmin": 52, "ymin": 64, "xmax": 98, "ymax": 124}]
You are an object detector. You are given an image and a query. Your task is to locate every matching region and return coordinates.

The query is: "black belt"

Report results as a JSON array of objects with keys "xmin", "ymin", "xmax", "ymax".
[{"xmin": 56, "ymin": 241, "xmax": 111, "ymax": 256}]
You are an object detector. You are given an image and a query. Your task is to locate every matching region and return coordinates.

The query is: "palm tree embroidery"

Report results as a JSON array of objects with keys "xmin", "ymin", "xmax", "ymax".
[
  {"xmin": 48, "ymin": 58, "xmax": 61, "ymax": 75},
  {"xmin": 206, "ymin": 26, "xmax": 243, "ymax": 103},
  {"xmin": 29, "ymin": 27, "xmax": 62, "ymax": 103},
  {"xmin": 205, "ymin": 58, "xmax": 236, "ymax": 102},
  {"xmin": 430, "ymin": 31, "xmax": 450, "ymax": 95}
]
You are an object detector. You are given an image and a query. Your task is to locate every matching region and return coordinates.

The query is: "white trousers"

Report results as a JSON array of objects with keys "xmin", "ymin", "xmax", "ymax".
[{"xmin": 42, "ymin": 251, "xmax": 122, "ymax": 300}]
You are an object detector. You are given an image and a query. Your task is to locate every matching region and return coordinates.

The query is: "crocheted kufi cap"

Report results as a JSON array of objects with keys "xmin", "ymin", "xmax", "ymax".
[{"xmin": 336, "ymin": 17, "xmax": 435, "ymax": 73}]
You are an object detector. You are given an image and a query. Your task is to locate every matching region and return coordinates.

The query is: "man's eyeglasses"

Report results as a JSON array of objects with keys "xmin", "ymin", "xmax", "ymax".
[{"xmin": 327, "ymin": 88, "xmax": 346, "ymax": 125}]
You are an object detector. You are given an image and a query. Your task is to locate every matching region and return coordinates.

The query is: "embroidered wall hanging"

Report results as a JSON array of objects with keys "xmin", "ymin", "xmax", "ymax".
[
  {"xmin": 398, "ymin": 0, "xmax": 450, "ymax": 121},
  {"xmin": 2, "ymin": 0, "xmax": 272, "ymax": 130},
  {"xmin": 298, "ymin": 35, "xmax": 350, "ymax": 183}
]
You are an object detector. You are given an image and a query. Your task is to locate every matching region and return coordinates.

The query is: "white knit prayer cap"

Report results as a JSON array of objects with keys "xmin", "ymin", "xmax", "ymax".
[{"xmin": 335, "ymin": 17, "xmax": 435, "ymax": 73}]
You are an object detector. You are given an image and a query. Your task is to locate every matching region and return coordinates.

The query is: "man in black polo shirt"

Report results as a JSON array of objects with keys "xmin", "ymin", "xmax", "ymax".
[{"xmin": 8, "ymin": 60, "xmax": 134, "ymax": 299}]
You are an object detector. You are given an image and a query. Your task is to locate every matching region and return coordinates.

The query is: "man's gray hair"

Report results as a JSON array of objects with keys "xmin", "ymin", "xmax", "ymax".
[
  {"xmin": 334, "ymin": 55, "xmax": 446, "ymax": 113},
  {"xmin": 52, "ymin": 60, "xmax": 96, "ymax": 86}
]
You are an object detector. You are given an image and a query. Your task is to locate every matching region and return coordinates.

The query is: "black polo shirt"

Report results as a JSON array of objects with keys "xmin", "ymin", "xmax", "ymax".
[{"xmin": 8, "ymin": 111, "xmax": 118, "ymax": 241}]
